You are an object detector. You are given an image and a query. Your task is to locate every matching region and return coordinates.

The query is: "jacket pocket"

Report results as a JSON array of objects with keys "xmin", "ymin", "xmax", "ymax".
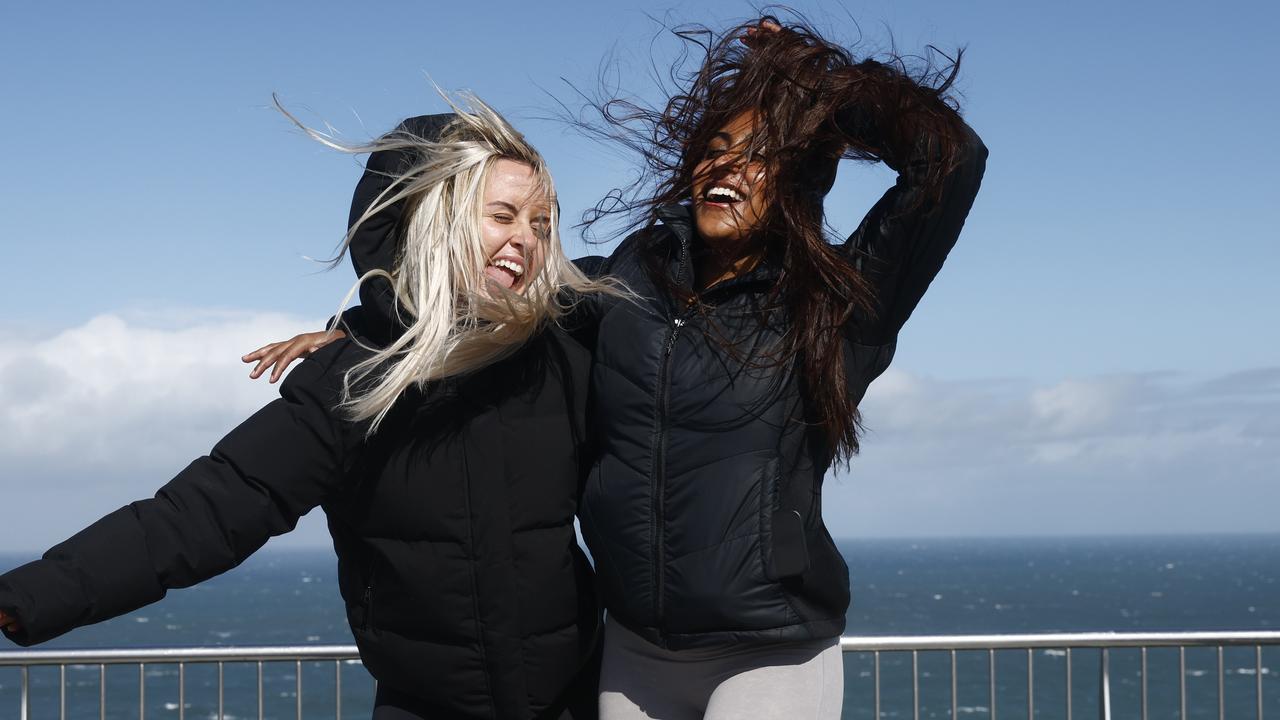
[
  {"xmin": 359, "ymin": 584, "xmax": 375, "ymax": 632},
  {"xmin": 348, "ymin": 562, "xmax": 376, "ymax": 633},
  {"xmin": 762, "ymin": 461, "xmax": 812, "ymax": 581},
  {"xmin": 766, "ymin": 508, "xmax": 811, "ymax": 580}
]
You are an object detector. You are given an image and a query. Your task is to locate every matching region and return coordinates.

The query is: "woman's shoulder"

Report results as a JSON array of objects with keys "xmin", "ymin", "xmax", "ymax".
[
  {"xmin": 278, "ymin": 337, "xmax": 374, "ymax": 405},
  {"xmin": 588, "ymin": 224, "xmax": 670, "ymax": 282}
]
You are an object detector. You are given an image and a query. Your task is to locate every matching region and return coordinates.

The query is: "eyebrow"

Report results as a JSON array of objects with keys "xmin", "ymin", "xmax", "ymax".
[{"xmin": 485, "ymin": 201, "xmax": 519, "ymax": 213}]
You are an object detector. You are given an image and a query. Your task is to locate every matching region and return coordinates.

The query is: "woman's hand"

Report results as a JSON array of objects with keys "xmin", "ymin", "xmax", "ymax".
[
  {"xmin": 0, "ymin": 609, "xmax": 21, "ymax": 634},
  {"xmin": 742, "ymin": 17, "xmax": 784, "ymax": 48},
  {"xmin": 241, "ymin": 330, "xmax": 346, "ymax": 383}
]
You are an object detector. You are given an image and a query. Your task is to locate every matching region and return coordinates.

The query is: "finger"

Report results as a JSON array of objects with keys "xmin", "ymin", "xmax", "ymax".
[
  {"xmin": 249, "ymin": 359, "xmax": 268, "ymax": 379},
  {"xmin": 249, "ymin": 350, "xmax": 282, "ymax": 379},
  {"xmin": 260, "ymin": 351, "xmax": 292, "ymax": 383},
  {"xmin": 250, "ymin": 346, "xmax": 291, "ymax": 380},
  {"xmin": 744, "ymin": 18, "xmax": 783, "ymax": 46},
  {"xmin": 241, "ymin": 343, "xmax": 282, "ymax": 363},
  {"xmin": 269, "ymin": 350, "xmax": 302, "ymax": 384}
]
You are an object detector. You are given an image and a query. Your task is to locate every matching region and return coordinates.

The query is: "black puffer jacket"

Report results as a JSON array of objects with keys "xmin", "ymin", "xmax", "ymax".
[
  {"xmin": 0, "ymin": 112, "xmax": 601, "ymax": 719},
  {"xmin": 576, "ymin": 116, "xmax": 987, "ymax": 649},
  {"xmin": 0, "ymin": 332, "xmax": 598, "ymax": 719}
]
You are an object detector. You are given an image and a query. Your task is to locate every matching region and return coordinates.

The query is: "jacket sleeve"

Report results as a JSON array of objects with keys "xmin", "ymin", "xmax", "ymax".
[
  {"xmin": 349, "ymin": 113, "xmax": 455, "ymax": 344},
  {"xmin": 838, "ymin": 109, "xmax": 988, "ymax": 347},
  {"xmin": 556, "ymin": 255, "xmax": 611, "ymax": 346},
  {"xmin": 0, "ymin": 349, "xmax": 359, "ymax": 646}
]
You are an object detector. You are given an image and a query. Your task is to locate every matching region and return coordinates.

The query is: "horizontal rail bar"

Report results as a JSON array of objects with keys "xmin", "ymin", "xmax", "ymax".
[
  {"xmin": 2, "ymin": 630, "xmax": 1278, "ymax": 666},
  {"xmin": 0, "ymin": 645, "xmax": 359, "ymax": 666},
  {"xmin": 839, "ymin": 631, "xmax": 1280, "ymax": 652}
]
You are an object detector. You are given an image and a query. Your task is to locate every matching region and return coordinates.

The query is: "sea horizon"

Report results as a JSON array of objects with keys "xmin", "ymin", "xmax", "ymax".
[{"xmin": 4, "ymin": 533, "xmax": 1277, "ymax": 718}]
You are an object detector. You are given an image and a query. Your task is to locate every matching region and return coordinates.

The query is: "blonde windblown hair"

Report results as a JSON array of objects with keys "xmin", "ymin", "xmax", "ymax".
[{"xmin": 279, "ymin": 93, "xmax": 619, "ymax": 433}]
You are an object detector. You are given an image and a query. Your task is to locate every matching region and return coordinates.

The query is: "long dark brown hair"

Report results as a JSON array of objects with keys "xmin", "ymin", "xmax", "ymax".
[{"xmin": 576, "ymin": 13, "xmax": 970, "ymax": 463}]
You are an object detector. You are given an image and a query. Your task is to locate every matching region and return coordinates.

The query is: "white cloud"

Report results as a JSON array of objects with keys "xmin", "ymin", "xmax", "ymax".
[
  {"xmin": 2, "ymin": 313, "xmax": 1275, "ymax": 551},
  {"xmin": 825, "ymin": 366, "xmax": 1280, "ymax": 538},
  {"xmin": 0, "ymin": 311, "xmax": 333, "ymax": 551}
]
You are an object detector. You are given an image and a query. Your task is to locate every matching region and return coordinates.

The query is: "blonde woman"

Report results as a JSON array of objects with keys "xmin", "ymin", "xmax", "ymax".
[{"xmin": 0, "ymin": 98, "xmax": 612, "ymax": 720}]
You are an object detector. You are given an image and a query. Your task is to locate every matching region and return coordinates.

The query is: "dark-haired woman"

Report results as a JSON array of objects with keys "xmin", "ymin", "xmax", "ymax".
[
  {"xmin": 252, "ymin": 17, "xmax": 986, "ymax": 719},
  {"xmin": 569, "ymin": 18, "xmax": 986, "ymax": 719}
]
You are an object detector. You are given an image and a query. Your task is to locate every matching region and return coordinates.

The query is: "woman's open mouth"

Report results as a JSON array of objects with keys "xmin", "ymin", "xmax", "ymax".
[
  {"xmin": 701, "ymin": 183, "xmax": 745, "ymax": 208},
  {"xmin": 484, "ymin": 257, "xmax": 525, "ymax": 290}
]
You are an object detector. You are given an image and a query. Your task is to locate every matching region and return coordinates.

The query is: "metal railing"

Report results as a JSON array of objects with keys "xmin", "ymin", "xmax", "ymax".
[
  {"xmin": 840, "ymin": 631, "xmax": 1280, "ymax": 720},
  {"xmin": 1, "ymin": 631, "xmax": 1277, "ymax": 719}
]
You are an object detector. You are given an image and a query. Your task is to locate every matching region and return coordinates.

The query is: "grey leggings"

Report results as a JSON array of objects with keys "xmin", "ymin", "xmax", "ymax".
[{"xmin": 598, "ymin": 619, "xmax": 844, "ymax": 720}]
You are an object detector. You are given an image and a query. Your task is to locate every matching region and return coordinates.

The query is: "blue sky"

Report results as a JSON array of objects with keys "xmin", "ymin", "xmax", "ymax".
[{"xmin": 1, "ymin": 1, "xmax": 1276, "ymax": 550}]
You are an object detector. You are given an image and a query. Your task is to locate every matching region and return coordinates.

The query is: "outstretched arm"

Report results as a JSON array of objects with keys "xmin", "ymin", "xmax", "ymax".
[{"xmin": 0, "ymin": 346, "xmax": 360, "ymax": 646}]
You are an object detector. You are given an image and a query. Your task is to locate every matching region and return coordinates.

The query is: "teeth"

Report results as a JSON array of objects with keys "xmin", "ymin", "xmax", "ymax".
[
  {"xmin": 706, "ymin": 186, "xmax": 743, "ymax": 202},
  {"xmin": 491, "ymin": 259, "xmax": 524, "ymax": 275}
]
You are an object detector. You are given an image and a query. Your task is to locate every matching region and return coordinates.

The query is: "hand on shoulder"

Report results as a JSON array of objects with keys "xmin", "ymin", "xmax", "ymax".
[{"xmin": 242, "ymin": 329, "xmax": 347, "ymax": 383}]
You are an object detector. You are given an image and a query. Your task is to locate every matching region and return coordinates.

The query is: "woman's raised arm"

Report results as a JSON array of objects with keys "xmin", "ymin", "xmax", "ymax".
[
  {"xmin": 835, "ymin": 66, "xmax": 988, "ymax": 347},
  {"xmin": 242, "ymin": 115, "xmax": 456, "ymax": 382}
]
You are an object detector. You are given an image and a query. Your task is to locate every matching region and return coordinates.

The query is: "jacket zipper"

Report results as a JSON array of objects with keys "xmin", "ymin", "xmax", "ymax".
[
  {"xmin": 651, "ymin": 310, "xmax": 692, "ymax": 632},
  {"xmin": 650, "ymin": 247, "xmax": 691, "ymax": 635}
]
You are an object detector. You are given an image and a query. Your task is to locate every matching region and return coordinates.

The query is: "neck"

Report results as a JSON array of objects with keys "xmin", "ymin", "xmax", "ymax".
[{"xmin": 693, "ymin": 236, "xmax": 765, "ymax": 291}]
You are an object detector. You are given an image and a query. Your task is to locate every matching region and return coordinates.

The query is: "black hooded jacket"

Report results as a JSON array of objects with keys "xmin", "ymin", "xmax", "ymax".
[
  {"xmin": 0, "ymin": 115, "xmax": 601, "ymax": 720},
  {"xmin": 573, "ymin": 113, "xmax": 988, "ymax": 650},
  {"xmin": 285, "ymin": 109, "xmax": 986, "ymax": 652}
]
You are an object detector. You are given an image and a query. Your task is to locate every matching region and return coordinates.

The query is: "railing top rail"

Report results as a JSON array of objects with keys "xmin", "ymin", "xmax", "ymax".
[
  {"xmin": 0, "ymin": 644, "xmax": 360, "ymax": 666},
  {"xmin": 4, "ymin": 631, "xmax": 1280, "ymax": 666},
  {"xmin": 839, "ymin": 630, "xmax": 1280, "ymax": 652}
]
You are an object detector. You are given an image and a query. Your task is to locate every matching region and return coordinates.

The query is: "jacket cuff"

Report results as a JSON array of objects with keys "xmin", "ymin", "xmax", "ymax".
[
  {"xmin": 0, "ymin": 506, "xmax": 166, "ymax": 646},
  {"xmin": 0, "ymin": 560, "xmax": 76, "ymax": 646}
]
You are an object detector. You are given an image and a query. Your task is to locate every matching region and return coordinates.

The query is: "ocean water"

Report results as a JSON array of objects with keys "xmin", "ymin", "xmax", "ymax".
[{"xmin": 1, "ymin": 534, "xmax": 1277, "ymax": 719}]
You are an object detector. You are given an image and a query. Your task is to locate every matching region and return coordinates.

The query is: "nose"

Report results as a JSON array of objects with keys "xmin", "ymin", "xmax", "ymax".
[{"xmin": 507, "ymin": 220, "xmax": 540, "ymax": 260}]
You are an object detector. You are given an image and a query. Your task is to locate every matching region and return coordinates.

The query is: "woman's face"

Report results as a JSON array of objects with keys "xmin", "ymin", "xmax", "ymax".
[
  {"xmin": 481, "ymin": 158, "xmax": 550, "ymax": 294},
  {"xmin": 691, "ymin": 110, "xmax": 773, "ymax": 248}
]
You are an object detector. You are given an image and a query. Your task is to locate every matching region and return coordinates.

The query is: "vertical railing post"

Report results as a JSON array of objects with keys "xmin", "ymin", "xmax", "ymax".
[
  {"xmin": 989, "ymin": 648, "xmax": 997, "ymax": 720},
  {"xmin": 335, "ymin": 660, "xmax": 343, "ymax": 720},
  {"xmin": 19, "ymin": 665, "xmax": 28, "ymax": 720},
  {"xmin": 951, "ymin": 650, "xmax": 958, "ymax": 719},
  {"xmin": 1257, "ymin": 645, "xmax": 1264, "ymax": 720},
  {"xmin": 1218, "ymin": 646, "xmax": 1226, "ymax": 720},
  {"xmin": 1141, "ymin": 648, "xmax": 1148, "ymax": 720},
  {"xmin": 1099, "ymin": 648, "xmax": 1111, "ymax": 720},
  {"xmin": 1027, "ymin": 648, "xmax": 1034, "ymax": 720},
  {"xmin": 1067, "ymin": 647, "xmax": 1074, "ymax": 720},
  {"xmin": 1180, "ymin": 647, "xmax": 1188, "ymax": 719},
  {"xmin": 296, "ymin": 659, "xmax": 303, "ymax": 720},
  {"xmin": 912, "ymin": 650, "xmax": 920, "ymax": 720},
  {"xmin": 874, "ymin": 651, "xmax": 881, "ymax": 720}
]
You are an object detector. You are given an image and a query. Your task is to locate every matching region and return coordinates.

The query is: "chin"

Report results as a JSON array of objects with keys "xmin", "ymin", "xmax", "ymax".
[{"xmin": 694, "ymin": 217, "xmax": 737, "ymax": 243}]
